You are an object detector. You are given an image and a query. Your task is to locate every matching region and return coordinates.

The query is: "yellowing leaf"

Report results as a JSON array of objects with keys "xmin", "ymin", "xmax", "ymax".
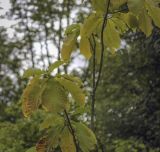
[
  {"xmin": 61, "ymin": 33, "xmax": 77, "ymax": 61},
  {"xmin": 104, "ymin": 20, "xmax": 121, "ymax": 50},
  {"xmin": 60, "ymin": 127, "xmax": 76, "ymax": 152},
  {"xmin": 40, "ymin": 114, "xmax": 64, "ymax": 130},
  {"xmin": 74, "ymin": 122, "xmax": 97, "ymax": 152},
  {"xmin": 128, "ymin": 0, "xmax": 145, "ymax": 15},
  {"xmin": 91, "ymin": 0, "xmax": 107, "ymax": 13},
  {"xmin": 48, "ymin": 60, "xmax": 65, "ymax": 73},
  {"xmin": 22, "ymin": 77, "xmax": 46, "ymax": 117},
  {"xmin": 23, "ymin": 68, "xmax": 45, "ymax": 78},
  {"xmin": 120, "ymin": 13, "xmax": 138, "ymax": 28},
  {"xmin": 80, "ymin": 13, "xmax": 100, "ymax": 38},
  {"xmin": 80, "ymin": 37, "xmax": 92, "ymax": 59},
  {"xmin": 146, "ymin": 0, "xmax": 160, "ymax": 28},
  {"xmin": 111, "ymin": 0, "xmax": 127, "ymax": 10},
  {"xmin": 56, "ymin": 77, "xmax": 85, "ymax": 106},
  {"xmin": 138, "ymin": 9, "xmax": 153, "ymax": 37},
  {"xmin": 41, "ymin": 78, "xmax": 69, "ymax": 113}
]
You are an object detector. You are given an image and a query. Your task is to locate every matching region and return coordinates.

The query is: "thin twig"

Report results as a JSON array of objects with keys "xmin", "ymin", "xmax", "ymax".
[
  {"xmin": 90, "ymin": 34, "xmax": 96, "ymax": 131},
  {"xmin": 95, "ymin": 0, "xmax": 111, "ymax": 92},
  {"xmin": 64, "ymin": 110, "xmax": 79, "ymax": 152}
]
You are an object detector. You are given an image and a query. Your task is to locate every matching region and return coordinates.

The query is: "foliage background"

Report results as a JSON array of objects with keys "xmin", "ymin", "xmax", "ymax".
[{"xmin": 0, "ymin": 0, "xmax": 160, "ymax": 152}]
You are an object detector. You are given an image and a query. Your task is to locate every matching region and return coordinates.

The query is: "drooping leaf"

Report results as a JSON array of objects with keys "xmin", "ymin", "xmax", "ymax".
[
  {"xmin": 138, "ymin": 9, "xmax": 153, "ymax": 37},
  {"xmin": 60, "ymin": 127, "xmax": 76, "ymax": 152},
  {"xmin": 47, "ymin": 123, "xmax": 64, "ymax": 150},
  {"xmin": 48, "ymin": 60, "xmax": 65, "ymax": 73},
  {"xmin": 61, "ymin": 74, "xmax": 83, "ymax": 86},
  {"xmin": 40, "ymin": 114, "xmax": 64, "ymax": 130},
  {"xmin": 145, "ymin": 0, "xmax": 160, "ymax": 28},
  {"xmin": 22, "ymin": 77, "xmax": 46, "ymax": 117},
  {"xmin": 41, "ymin": 78, "xmax": 69, "ymax": 113},
  {"xmin": 104, "ymin": 20, "xmax": 121, "ymax": 50},
  {"xmin": 91, "ymin": 0, "xmax": 107, "ymax": 13},
  {"xmin": 61, "ymin": 33, "xmax": 77, "ymax": 61},
  {"xmin": 80, "ymin": 13, "xmax": 101, "ymax": 38},
  {"xmin": 56, "ymin": 77, "xmax": 85, "ymax": 106},
  {"xmin": 120, "ymin": 12, "xmax": 139, "ymax": 28},
  {"xmin": 73, "ymin": 122, "xmax": 97, "ymax": 152},
  {"xmin": 23, "ymin": 68, "xmax": 45, "ymax": 78},
  {"xmin": 127, "ymin": 0, "xmax": 145, "ymax": 15},
  {"xmin": 80, "ymin": 37, "xmax": 92, "ymax": 59},
  {"xmin": 111, "ymin": 0, "xmax": 127, "ymax": 10},
  {"xmin": 65, "ymin": 24, "xmax": 80, "ymax": 35}
]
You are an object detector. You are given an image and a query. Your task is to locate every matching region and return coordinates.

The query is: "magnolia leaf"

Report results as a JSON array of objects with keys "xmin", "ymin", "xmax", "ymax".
[
  {"xmin": 40, "ymin": 114, "xmax": 64, "ymax": 130},
  {"xmin": 138, "ymin": 9, "xmax": 153, "ymax": 37},
  {"xmin": 47, "ymin": 124, "xmax": 65, "ymax": 149},
  {"xmin": 91, "ymin": 0, "xmax": 107, "ymax": 13},
  {"xmin": 61, "ymin": 74, "xmax": 83, "ymax": 86},
  {"xmin": 48, "ymin": 60, "xmax": 65, "ymax": 73},
  {"xmin": 80, "ymin": 37, "xmax": 92, "ymax": 59},
  {"xmin": 120, "ymin": 13, "xmax": 139, "ymax": 28},
  {"xmin": 56, "ymin": 77, "xmax": 85, "ymax": 106},
  {"xmin": 60, "ymin": 127, "xmax": 76, "ymax": 152},
  {"xmin": 112, "ymin": 17, "xmax": 127, "ymax": 34},
  {"xmin": 23, "ymin": 68, "xmax": 45, "ymax": 78},
  {"xmin": 111, "ymin": 0, "xmax": 127, "ymax": 10},
  {"xmin": 65, "ymin": 24, "xmax": 80, "ymax": 35},
  {"xmin": 146, "ymin": 1, "xmax": 160, "ymax": 28},
  {"xmin": 80, "ymin": 13, "xmax": 100, "ymax": 38},
  {"xmin": 128, "ymin": 0, "xmax": 145, "ymax": 15},
  {"xmin": 41, "ymin": 78, "xmax": 69, "ymax": 113},
  {"xmin": 26, "ymin": 147, "xmax": 36, "ymax": 152},
  {"xmin": 61, "ymin": 33, "xmax": 77, "ymax": 61},
  {"xmin": 74, "ymin": 122, "xmax": 97, "ymax": 152},
  {"xmin": 22, "ymin": 77, "xmax": 46, "ymax": 117},
  {"xmin": 104, "ymin": 20, "xmax": 121, "ymax": 50}
]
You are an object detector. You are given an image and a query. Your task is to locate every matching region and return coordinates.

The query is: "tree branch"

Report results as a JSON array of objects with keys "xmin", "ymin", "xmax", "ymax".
[
  {"xmin": 95, "ymin": 0, "xmax": 111, "ymax": 92},
  {"xmin": 90, "ymin": 34, "xmax": 96, "ymax": 131}
]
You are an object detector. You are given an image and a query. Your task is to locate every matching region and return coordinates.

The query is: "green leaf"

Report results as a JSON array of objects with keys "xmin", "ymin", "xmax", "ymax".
[
  {"xmin": 40, "ymin": 114, "xmax": 64, "ymax": 130},
  {"xmin": 41, "ymin": 78, "xmax": 69, "ymax": 113},
  {"xmin": 23, "ymin": 68, "xmax": 45, "ymax": 78},
  {"xmin": 26, "ymin": 147, "xmax": 36, "ymax": 152},
  {"xmin": 73, "ymin": 122, "xmax": 97, "ymax": 152},
  {"xmin": 22, "ymin": 77, "xmax": 46, "ymax": 117},
  {"xmin": 80, "ymin": 37, "xmax": 92, "ymax": 59},
  {"xmin": 91, "ymin": 0, "xmax": 107, "ymax": 13},
  {"xmin": 80, "ymin": 13, "xmax": 100, "ymax": 38},
  {"xmin": 60, "ymin": 127, "xmax": 76, "ymax": 152},
  {"xmin": 127, "ymin": 0, "xmax": 145, "ymax": 15},
  {"xmin": 111, "ymin": 0, "xmax": 127, "ymax": 10},
  {"xmin": 61, "ymin": 74, "xmax": 83, "ymax": 86},
  {"xmin": 104, "ymin": 20, "xmax": 121, "ymax": 50},
  {"xmin": 121, "ymin": 13, "xmax": 139, "ymax": 28},
  {"xmin": 146, "ymin": 0, "xmax": 160, "ymax": 28},
  {"xmin": 65, "ymin": 24, "xmax": 80, "ymax": 35},
  {"xmin": 138, "ymin": 9, "xmax": 153, "ymax": 37},
  {"xmin": 61, "ymin": 33, "xmax": 77, "ymax": 61},
  {"xmin": 48, "ymin": 60, "xmax": 65, "ymax": 73},
  {"xmin": 112, "ymin": 17, "xmax": 127, "ymax": 34},
  {"xmin": 56, "ymin": 77, "xmax": 85, "ymax": 106}
]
